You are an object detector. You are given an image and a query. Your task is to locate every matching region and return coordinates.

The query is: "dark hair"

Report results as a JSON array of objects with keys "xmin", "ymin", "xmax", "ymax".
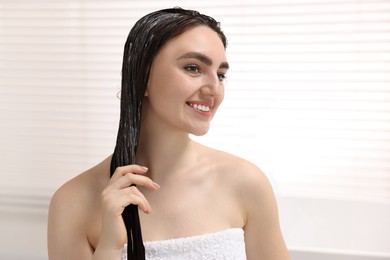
[{"xmin": 110, "ymin": 7, "xmax": 227, "ymax": 259}]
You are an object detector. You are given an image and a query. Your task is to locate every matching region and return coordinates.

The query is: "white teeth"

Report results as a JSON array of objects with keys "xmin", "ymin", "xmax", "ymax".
[{"xmin": 189, "ymin": 103, "xmax": 210, "ymax": 112}]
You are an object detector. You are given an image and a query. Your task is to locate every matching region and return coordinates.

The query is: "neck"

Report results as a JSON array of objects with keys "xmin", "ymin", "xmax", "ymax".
[{"xmin": 136, "ymin": 114, "xmax": 197, "ymax": 182}]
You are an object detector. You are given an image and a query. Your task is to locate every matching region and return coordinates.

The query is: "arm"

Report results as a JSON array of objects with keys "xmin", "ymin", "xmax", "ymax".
[{"xmin": 240, "ymin": 165, "xmax": 290, "ymax": 260}]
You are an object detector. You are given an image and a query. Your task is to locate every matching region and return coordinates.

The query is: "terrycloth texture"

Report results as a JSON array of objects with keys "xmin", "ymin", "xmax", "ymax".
[{"xmin": 121, "ymin": 228, "xmax": 246, "ymax": 260}]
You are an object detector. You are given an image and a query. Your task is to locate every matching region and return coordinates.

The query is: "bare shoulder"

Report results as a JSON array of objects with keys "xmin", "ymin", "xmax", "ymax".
[
  {"xmin": 206, "ymin": 146, "xmax": 271, "ymax": 195},
  {"xmin": 48, "ymin": 156, "xmax": 111, "ymax": 259},
  {"xmin": 49, "ymin": 156, "xmax": 109, "ymax": 215},
  {"xmin": 197, "ymin": 142, "xmax": 274, "ymax": 211},
  {"xmin": 201, "ymin": 145, "xmax": 276, "ymax": 210},
  {"xmin": 203, "ymin": 146, "xmax": 290, "ymax": 259}
]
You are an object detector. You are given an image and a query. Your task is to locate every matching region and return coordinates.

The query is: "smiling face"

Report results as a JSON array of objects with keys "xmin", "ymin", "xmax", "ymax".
[{"xmin": 143, "ymin": 25, "xmax": 229, "ymax": 136}]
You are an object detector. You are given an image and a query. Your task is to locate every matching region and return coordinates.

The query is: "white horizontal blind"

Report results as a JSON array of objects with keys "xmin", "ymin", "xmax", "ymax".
[
  {"xmin": 0, "ymin": 0, "xmax": 389, "ymax": 209},
  {"xmin": 210, "ymin": 0, "xmax": 390, "ymax": 202}
]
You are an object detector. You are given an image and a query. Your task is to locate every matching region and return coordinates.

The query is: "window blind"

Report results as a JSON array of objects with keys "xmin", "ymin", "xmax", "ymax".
[{"xmin": 0, "ymin": 0, "xmax": 389, "ymax": 210}]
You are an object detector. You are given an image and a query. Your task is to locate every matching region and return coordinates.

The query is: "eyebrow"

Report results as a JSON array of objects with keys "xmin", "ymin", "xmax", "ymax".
[{"xmin": 177, "ymin": 52, "xmax": 229, "ymax": 69}]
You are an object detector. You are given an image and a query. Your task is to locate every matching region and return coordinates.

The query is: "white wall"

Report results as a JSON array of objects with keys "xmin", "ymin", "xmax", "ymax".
[
  {"xmin": 279, "ymin": 196, "xmax": 390, "ymax": 259},
  {"xmin": 0, "ymin": 209, "xmax": 48, "ymax": 260}
]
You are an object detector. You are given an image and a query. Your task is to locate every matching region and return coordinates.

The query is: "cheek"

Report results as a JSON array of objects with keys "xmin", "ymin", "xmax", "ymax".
[
  {"xmin": 215, "ymin": 87, "xmax": 225, "ymax": 107},
  {"xmin": 147, "ymin": 59, "xmax": 174, "ymax": 94},
  {"xmin": 211, "ymin": 92, "xmax": 224, "ymax": 118},
  {"xmin": 148, "ymin": 67, "xmax": 184, "ymax": 94}
]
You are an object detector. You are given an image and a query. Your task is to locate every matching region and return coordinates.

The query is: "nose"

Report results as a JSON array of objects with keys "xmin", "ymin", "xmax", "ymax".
[{"xmin": 200, "ymin": 73, "xmax": 222, "ymax": 97}]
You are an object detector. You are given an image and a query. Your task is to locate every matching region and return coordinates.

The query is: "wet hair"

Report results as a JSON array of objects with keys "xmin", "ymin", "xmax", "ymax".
[{"xmin": 110, "ymin": 7, "xmax": 227, "ymax": 259}]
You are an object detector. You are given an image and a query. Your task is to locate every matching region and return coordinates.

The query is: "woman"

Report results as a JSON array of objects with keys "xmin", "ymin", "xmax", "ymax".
[{"xmin": 48, "ymin": 7, "xmax": 290, "ymax": 260}]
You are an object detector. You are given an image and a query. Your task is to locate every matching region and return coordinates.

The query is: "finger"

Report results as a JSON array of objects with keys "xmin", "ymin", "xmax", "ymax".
[
  {"xmin": 101, "ymin": 186, "xmax": 151, "ymax": 215},
  {"xmin": 128, "ymin": 186, "xmax": 152, "ymax": 213},
  {"xmin": 110, "ymin": 164, "xmax": 149, "ymax": 183},
  {"xmin": 111, "ymin": 173, "xmax": 160, "ymax": 191},
  {"xmin": 118, "ymin": 186, "xmax": 152, "ymax": 214}
]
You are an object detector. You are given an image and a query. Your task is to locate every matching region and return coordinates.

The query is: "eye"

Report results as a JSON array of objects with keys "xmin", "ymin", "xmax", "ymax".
[
  {"xmin": 184, "ymin": 65, "xmax": 201, "ymax": 74},
  {"xmin": 218, "ymin": 73, "xmax": 227, "ymax": 82}
]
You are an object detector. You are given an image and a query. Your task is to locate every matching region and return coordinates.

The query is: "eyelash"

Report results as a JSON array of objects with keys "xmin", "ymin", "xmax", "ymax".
[
  {"xmin": 185, "ymin": 65, "xmax": 200, "ymax": 74},
  {"xmin": 184, "ymin": 65, "xmax": 227, "ymax": 82}
]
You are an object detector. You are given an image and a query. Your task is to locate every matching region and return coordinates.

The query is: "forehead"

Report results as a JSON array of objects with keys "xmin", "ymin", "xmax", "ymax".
[{"xmin": 156, "ymin": 25, "xmax": 227, "ymax": 63}]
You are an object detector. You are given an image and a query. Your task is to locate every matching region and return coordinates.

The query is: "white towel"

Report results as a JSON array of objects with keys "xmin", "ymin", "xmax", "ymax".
[{"xmin": 121, "ymin": 228, "xmax": 246, "ymax": 260}]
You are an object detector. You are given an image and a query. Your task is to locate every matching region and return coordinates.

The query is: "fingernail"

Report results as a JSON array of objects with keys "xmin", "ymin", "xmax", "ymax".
[
  {"xmin": 141, "ymin": 166, "xmax": 148, "ymax": 171},
  {"xmin": 153, "ymin": 182, "xmax": 160, "ymax": 190}
]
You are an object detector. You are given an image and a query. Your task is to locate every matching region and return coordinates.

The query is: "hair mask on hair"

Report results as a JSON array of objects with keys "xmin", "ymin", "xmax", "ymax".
[{"xmin": 110, "ymin": 7, "xmax": 227, "ymax": 259}]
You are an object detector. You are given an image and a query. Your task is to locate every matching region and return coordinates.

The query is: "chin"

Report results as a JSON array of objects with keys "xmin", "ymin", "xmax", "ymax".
[{"xmin": 190, "ymin": 126, "xmax": 210, "ymax": 136}]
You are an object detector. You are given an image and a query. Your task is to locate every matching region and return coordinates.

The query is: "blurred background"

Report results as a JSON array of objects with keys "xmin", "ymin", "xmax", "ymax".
[{"xmin": 0, "ymin": 0, "xmax": 389, "ymax": 259}]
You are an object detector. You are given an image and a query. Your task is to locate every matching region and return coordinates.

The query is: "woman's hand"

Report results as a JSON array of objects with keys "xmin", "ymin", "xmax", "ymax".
[{"xmin": 96, "ymin": 164, "xmax": 160, "ymax": 254}]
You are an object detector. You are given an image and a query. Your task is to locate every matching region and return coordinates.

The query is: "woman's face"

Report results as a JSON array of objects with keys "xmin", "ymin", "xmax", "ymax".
[{"xmin": 145, "ymin": 25, "xmax": 229, "ymax": 136}]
